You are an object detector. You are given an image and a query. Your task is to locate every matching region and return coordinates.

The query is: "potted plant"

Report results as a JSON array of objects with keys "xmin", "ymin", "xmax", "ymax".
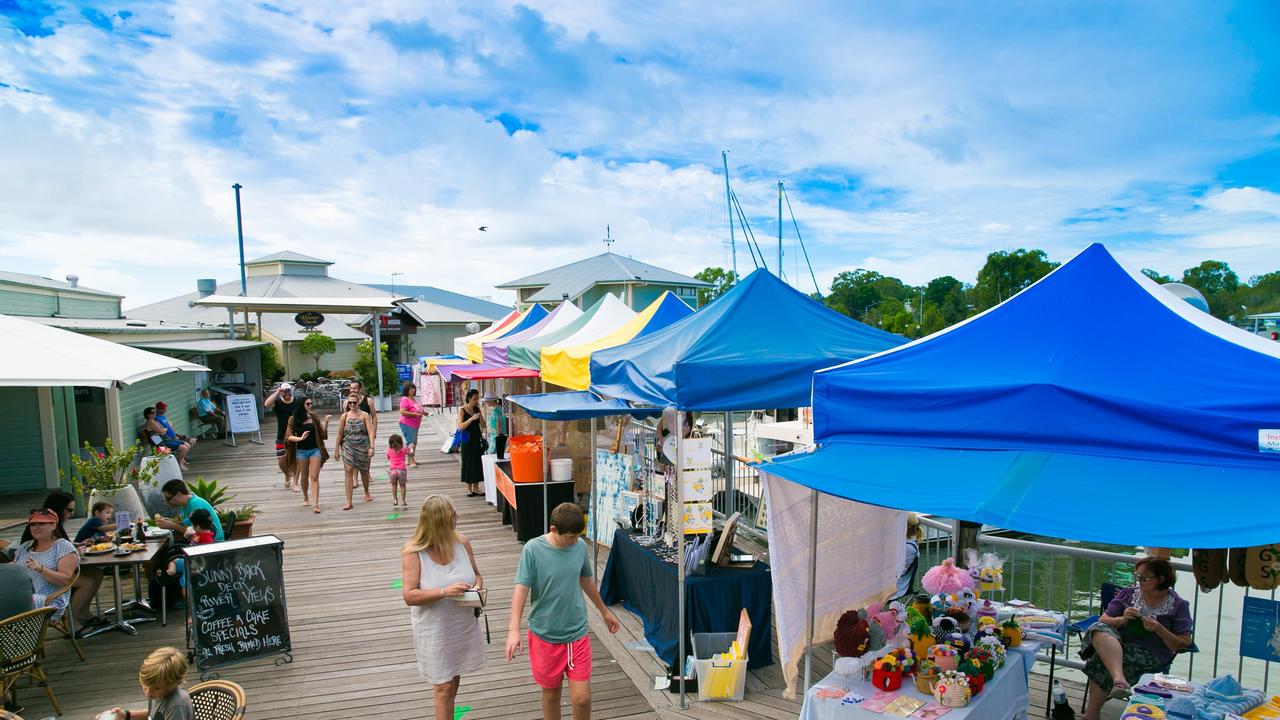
[
  {"xmin": 184, "ymin": 478, "xmax": 257, "ymax": 539},
  {"xmin": 223, "ymin": 504, "xmax": 259, "ymax": 539},
  {"xmin": 63, "ymin": 438, "xmax": 159, "ymax": 521}
]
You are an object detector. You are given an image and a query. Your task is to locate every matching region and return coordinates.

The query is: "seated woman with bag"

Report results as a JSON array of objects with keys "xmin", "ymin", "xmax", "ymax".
[{"xmin": 1080, "ymin": 557, "xmax": 1193, "ymax": 720}]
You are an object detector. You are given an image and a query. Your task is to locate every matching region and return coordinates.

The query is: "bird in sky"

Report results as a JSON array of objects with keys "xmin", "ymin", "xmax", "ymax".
[{"xmin": 478, "ymin": 226, "xmax": 488, "ymax": 231}]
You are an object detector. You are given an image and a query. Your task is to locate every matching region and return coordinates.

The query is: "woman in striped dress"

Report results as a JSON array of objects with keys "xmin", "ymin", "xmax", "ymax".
[{"xmin": 336, "ymin": 395, "xmax": 375, "ymax": 511}]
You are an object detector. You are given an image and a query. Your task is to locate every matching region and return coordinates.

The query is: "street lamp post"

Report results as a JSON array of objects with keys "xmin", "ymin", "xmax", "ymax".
[
  {"xmin": 232, "ymin": 183, "xmax": 247, "ymax": 339},
  {"xmin": 391, "ymin": 272, "xmax": 405, "ymax": 295},
  {"xmin": 862, "ymin": 299, "xmax": 886, "ymax": 321}
]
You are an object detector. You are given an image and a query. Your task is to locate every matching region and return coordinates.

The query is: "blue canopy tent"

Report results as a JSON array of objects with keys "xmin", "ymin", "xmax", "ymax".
[
  {"xmin": 762, "ymin": 242, "xmax": 1280, "ymax": 549},
  {"xmin": 590, "ymin": 268, "xmax": 904, "ymax": 411},
  {"xmin": 508, "ymin": 391, "xmax": 662, "ymax": 421}
]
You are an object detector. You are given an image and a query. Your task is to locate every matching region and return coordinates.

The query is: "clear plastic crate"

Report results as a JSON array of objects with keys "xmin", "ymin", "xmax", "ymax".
[{"xmin": 692, "ymin": 631, "xmax": 747, "ymax": 702}]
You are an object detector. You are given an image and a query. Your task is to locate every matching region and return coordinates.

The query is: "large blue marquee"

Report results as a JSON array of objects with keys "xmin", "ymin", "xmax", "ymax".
[{"xmin": 764, "ymin": 243, "xmax": 1280, "ymax": 548}]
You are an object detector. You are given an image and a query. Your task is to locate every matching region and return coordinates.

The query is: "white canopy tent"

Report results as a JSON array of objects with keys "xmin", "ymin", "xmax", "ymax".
[{"xmin": 0, "ymin": 313, "xmax": 207, "ymax": 388}]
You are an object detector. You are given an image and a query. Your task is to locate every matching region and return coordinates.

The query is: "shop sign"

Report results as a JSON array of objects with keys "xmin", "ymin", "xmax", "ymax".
[{"xmin": 294, "ymin": 311, "xmax": 325, "ymax": 329}]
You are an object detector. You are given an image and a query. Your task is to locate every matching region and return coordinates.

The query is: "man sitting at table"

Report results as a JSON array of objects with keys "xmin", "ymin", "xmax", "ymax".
[
  {"xmin": 154, "ymin": 480, "xmax": 224, "ymax": 542},
  {"xmin": 155, "ymin": 401, "xmax": 197, "ymax": 448}
]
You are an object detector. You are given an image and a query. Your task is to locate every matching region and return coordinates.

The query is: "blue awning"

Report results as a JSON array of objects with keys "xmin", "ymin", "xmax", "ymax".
[
  {"xmin": 763, "ymin": 243, "xmax": 1280, "ymax": 548},
  {"xmin": 589, "ymin": 269, "xmax": 904, "ymax": 410},
  {"xmin": 508, "ymin": 391, "xmax": 662, "ymax": 421}
]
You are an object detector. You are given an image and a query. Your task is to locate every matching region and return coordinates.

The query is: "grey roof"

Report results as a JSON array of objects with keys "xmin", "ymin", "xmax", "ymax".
[
  {"xmin": 245, "ymin": 251, "xmax": 333, "ymax": 266},
  {"xmin": 495, "ymin": 252, "xmax": 710, "ymax": 303},
  {"xmin": 127, "ymin": 339, "xmax": 269, "ymax": 353},
  {"xmin": 126, "ymin": 272, "xmax": 397, "ymax": 342},
  {"xmin": 367, "ymin": 284, "xmax": 510, "ymax": 323},
  {"xmin": 27, "ymin": 317, "xmax": 225, "ymax": 334},
  {"xmin": 0, "ymin": 270, "xmax": 122, "ymax": 298}
]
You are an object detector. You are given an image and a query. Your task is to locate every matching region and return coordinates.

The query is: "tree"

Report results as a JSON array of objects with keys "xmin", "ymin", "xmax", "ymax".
[
  {"xmin": 299, "ymin": 332, "xmax": 337, "ymax": 371},
  {"xmin": 1142, "ymin": 268, "xmax": 1174, "ymax": 284},
  {"xmin": 254, "ymin": 337, "xmax": 284, "ymax": 382},
  {"xmin": 972, "ymin": 249, "xmax": 1059, "ymax": 310},
  {"xmin": 353, "ymin": 339, "xmax": 398, "ymax": 397},
  {"xmin": 1182, "ymin": 260, "xmax": 1240, "ymax": 319},
  {"xmin": 924, "ymin": 276, "xmax": 962, "ymax": 307},
  {"xmin": 828, "ymin": 269, "xmax": 888, "ymax": 319},
  {"xmin": 921, "ymin": 305, "xmax": 946, "ymax": 336},
  {"xmin": 694, "ymin": 267, "xmax": 737, "ymax": 307}
]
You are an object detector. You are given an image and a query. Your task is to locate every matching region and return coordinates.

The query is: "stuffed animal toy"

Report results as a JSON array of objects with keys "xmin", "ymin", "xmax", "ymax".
[
  {"xmin": 944, "ymin": 606, "xmax": 972, "ymax": 634},
  {"xmin": 909, "ymin": 619, "xmax": 935, "ymax": 660},
  {"xmin": 910, "ymin": 593, "xmax": 933, "ymax": 624},
  {"xmin": 942, "ymin": 631, "xmax": 971, "ymax": 655},
  {"xmin": 1000, "ymin": 619, "xmax": 1023, "ymax": 647},
  {"xmin": 926, "ymin": 643, "xmax": 960, "ymax": 672},
  {"xmin": 976, "ymin": 636, "xmax": 1006, "ymax": 668},
  {"xmin": 922, "ymin": 558, "xmax": 976, "ymax": 596},
  {"xmin": 933, "ymin": 669, "xmax": 972, "ymax": 707},
  {"xmin": 869, "ymin": 606, "xmax": 902, "ymax": 643},
  {"xmin": 964, "ymin": 549, "xmax": 1005, "ymax": 595},
  {"xmin": 834, "ymin": 609, "xmax": 872, "ymax": 658},
  {"xmin": 957, "ymin": 587, "xmax": 979, "ymax": 616},
  {"xmin": 931, "ymin": 615, "xmax": 959, "ymax": 643}
]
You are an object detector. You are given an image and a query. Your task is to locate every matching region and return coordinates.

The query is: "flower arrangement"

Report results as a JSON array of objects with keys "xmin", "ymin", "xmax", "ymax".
[
  {"xmin": 962, "ymin": 646, "xmax": 998, "ymax": 681},
  {"xmin": 63, "ymin": 439, "xmax": 159, "ymax": 499}
]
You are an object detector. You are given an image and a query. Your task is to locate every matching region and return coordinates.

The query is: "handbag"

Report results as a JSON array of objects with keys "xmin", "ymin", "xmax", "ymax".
[
  {"xmin": 449, "ymin": 429, "xmax": 469, "ymax": 451},
  {"xmin": 480, "ymin": 436, "xmax": 490, "ymax": 453}
]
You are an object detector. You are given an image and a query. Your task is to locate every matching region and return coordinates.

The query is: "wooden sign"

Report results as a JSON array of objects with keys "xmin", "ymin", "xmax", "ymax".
[
  {"xmin": 1229, "ymin": 547, "xmax": 1250, "ymax": 588},
  {"xmin": 1192, "ymin": 549, "xmax": 1226, "ymax": 592},
  {"xmin": 1245, "ymin": 545, "xmax": 1280, "ymax": 590},
  {"xmin": 184, "ymin": 535, "xmax": 292, "ymax": 673}
]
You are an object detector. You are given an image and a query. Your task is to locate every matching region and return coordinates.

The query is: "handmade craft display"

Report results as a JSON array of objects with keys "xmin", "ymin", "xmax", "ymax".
[
  {"xmin": 927, "ymin": 643, "xmax": 960, "ymax": 672},
  {"xmin": 909, "ymin": 619, "xmax": 936, "ymax": 659},
  {"xmin": 965, "ymin": 549, "xmax": 1005, "ymax": 595},
  {"xmin": 1000, "ymin": 618, "xmax": 1023, "ymax": 647},
  {"xmin": 915, "ymin": 659, "xmax": 941, "ymax": 694},
  {"xmin": 871, "ymin": 655, "xmax": 905, "ymax": 691},
  {"xmin": 922, "ymin": 558, "xmax": 976, "ymax": 595},
  {"xmin": 933, "ymin": 669, "xmax": 972, "ymax": 708}
]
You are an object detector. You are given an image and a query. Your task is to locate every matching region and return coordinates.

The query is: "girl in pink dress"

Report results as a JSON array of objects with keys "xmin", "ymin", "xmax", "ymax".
[{"xmin": 388, "ymin": 434, "xmax": 410, "ymax": 507}]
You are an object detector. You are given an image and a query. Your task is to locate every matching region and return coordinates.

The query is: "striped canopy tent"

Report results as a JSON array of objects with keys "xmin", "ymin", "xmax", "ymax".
[
  {"xmin": 536, "ymin": 295, "xmax": 636, "ymax": 385},
  {"xmin": 507, "ymin": 294, "xmax": 626, "ymax": 371},
  {"xmin": 482, "ymin": 301, "xmax": 583, "ymax": 366},
  {"xmin": 465, "ymin": 304, "xmax": 548, "ymax": 362},
  {"xmin": 451, "ymin": 309, "xmax": 520, "ymax": 358},
  {"xmin": 539, "ymin": 291, "xmax": 694, "ymax": 390}
]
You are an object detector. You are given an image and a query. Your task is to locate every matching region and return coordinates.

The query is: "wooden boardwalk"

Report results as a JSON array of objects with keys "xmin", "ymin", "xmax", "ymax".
[{"xmin": 1, "ymin": 412, "xmax": 1124, "ymax": 719}]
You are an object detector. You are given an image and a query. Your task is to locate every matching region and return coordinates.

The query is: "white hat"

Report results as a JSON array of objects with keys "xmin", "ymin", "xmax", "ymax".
[{"xmin": 279, "ymin": 383, "xmax": 294, "ymax": 392}]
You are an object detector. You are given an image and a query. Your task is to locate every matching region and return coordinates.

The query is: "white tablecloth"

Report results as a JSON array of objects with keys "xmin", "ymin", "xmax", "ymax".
[
  {"xmin": 799, "ymin": 652, "xmax": 1028, "ymax": 720},
  {"xmin": 481, "ymin": 454, "xmax": 498, "ymax": 506}
]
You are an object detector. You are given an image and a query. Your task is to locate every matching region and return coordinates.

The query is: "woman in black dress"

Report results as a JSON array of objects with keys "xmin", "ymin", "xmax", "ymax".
[{"xmin": 457, "ymin": 389, "xmax": 485, "ymax": 497}]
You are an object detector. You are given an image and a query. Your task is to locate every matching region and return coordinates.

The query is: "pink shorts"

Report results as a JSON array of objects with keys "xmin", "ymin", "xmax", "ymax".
[
  {"xmin": 528, "ymin": 630, "xmax": 591, "ymax": 688},
  {"xmin": 389, "ymin": 468, "xmax": 407, "ymax": 485}
]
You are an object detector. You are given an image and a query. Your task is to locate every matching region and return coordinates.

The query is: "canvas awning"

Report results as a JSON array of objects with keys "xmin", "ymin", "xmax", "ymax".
[
  {"xmin": 508, "ymin": 391, "xmax": 661, "ymax": 420},
  {"xmin": 763, "ymin": 243, "xmax": 1280, "ymax": 548},
  {"xmin": 507, "ymin": 295, "xmax": 612, "ymax": 370},
  {"xmin": 0, "ymin": 313, "xmax": 208, "ymax": 387},
  {"xmin": 452, "ymin": 310, "xmax": 521, "ymax": 357},
  {"xmin": 590, "ymin": 269, "xmax": 904, "ymax": 410},
  {"xmin": 450, "ymin": 367, "xmax": 541, "ymax": 381},
  {"xmin": 466, "ymin": 304, "xmax": 549, "ymax": 362},
  {"xmin": 540, "ymin": 291, "xmax": 694, "ymax": 390},
  {"xmin": 482, "ymin": 301, "xmax": 583, "ymax": 366}
]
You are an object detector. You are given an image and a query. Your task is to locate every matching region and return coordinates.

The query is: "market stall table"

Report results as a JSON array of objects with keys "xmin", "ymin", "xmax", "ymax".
[
  {"xmin": 800, "ymin": 651, "xmax": 1028, "ymax": 720},
  {"xmin": 599, "ymin": 529, "xmax": 773, "ymax": 670},
  {"xmin": 80, "ymin": 536, "xmax": 169, "ymax": 637},
  {"xmin": 493, "ymin": 459, "xmax": 574, "ymax": 542}
]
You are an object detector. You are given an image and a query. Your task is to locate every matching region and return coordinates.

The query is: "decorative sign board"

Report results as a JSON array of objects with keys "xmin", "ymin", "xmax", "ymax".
[
  {"xmin": 212, "ymin": 372, "xmax": 247, "ymax": 386},
  {"xmin": 184, "ymin": 535, "xmax": 292, "ymax": 673},
  {"xmin": 1241, "ymin": 596, "xmax": 1280, "ymax": 662},
  {"xmin": 226, "ymin": 394, "xmax": 260, "ymax": 434},
  {"xmin": 294, "ymin": 311, "xmax": 324, "ymax": 329},
  {"xmin": 395, "ymin": 363, "xmax": 412, "ymax": 382}
]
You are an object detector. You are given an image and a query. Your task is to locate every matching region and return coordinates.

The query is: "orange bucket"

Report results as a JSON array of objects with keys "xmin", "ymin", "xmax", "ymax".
[{"xmin": 508, "ymin": 435, "xmax": 544, "ymax": 483}]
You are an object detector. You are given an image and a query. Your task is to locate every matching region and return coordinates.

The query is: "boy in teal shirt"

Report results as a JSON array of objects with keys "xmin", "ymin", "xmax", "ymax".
[{"xmin": 507, "ymin": 503, "xmax": 620, "ymax": 720}]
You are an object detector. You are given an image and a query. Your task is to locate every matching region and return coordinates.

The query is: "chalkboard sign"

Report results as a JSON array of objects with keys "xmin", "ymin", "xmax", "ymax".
[{"xmin": 184, "ymin": 535, "xmax": 292, "ymax": 673}]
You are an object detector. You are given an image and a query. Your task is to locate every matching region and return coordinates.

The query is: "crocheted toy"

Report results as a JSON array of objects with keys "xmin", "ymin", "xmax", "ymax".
[
  {"xmin": 909, "ymin": 593, "xmax": 933, "ymax": 625},
  {"xmin": 963, "ymin": 646, "xmax": 998, "ymax": 681},
  {"xmin": 1000, "ymin": 619, "xmax": 1023, "ymax": 647},
  {"xmin": 869, "ymin": 606, "xmax": 902, "ymax": 643},
  {"xmin": 944, "ymin": 606, "xmax": 972, "ymax": 634},
  {"xmin": 833, "ymin": 609, "xmax": 872, "ymax": 658},
  {"xmin": 958, "ymin": 660, "xmax": 985, "ymax": 695},
  {"xmin": 933, "ymin": 669, "xmax": 972, "ymax": 707},
  {"xmin": 931, "ymin": 615, "xmax": 960, "ymax": 643},
  {"xmin": 927, "ymin": 643, "xmax": 960, "ymax": 672},
  {"xmin": 914, "ymin": 659, "xmax": 941, "ymax": 694},
  {"xmin": 957, "ymin": 587, "xmax": 979, "ymax": 616},
  {"xmin": 976, "ymin": 635, "xmax": 1006, "ymax": 668},
  {"xmin": 909, "ymin": 619, "xmax": 935, "ymax": 660},
  {"xmin": 942, "ymin": 631, "xmax": 972, "ymax": 655},
  {"xmin": 871, "ymin": 655, "xmax": 905, "ymax": 691},
  {"xmin": 965, "ymin": 549, "xmax": 1005, "ymax": 595},
  {"xmin": 922, "ymin": 558, "xmax": 976, "ymax": 596}
]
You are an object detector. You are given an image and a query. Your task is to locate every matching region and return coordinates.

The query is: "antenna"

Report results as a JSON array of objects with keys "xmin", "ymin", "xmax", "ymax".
[{"xmin": 602, "ymin": 225, "xmax": 615, "ymax": 250}]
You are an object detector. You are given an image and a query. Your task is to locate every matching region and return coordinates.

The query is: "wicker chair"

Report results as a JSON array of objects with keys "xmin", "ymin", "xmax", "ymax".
[
  {"xmin": 42, "ymin": 566, "xmax": 84, "ymax": 662},
  {"xmin": 0, "ymin": 607, "xmax": 60, "ymax": 717},
  {"xmin": 187, "ymin": 679, "xmax": 247, "ymax": 720}
]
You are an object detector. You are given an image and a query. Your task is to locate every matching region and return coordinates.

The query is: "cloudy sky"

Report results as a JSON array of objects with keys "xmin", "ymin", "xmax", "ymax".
[{"xmin": 2, "ymin": 1, "xmax": 1278, "ymax": 308}]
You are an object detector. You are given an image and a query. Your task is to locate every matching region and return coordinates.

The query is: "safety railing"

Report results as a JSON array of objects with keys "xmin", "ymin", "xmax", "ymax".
[
  {"xmin": 916, "ymin": 517, "xmax": 1276, "ymax": 692},
  {"xmin": 709, "ymin": 448, "xmax": 766, "ymax": 532}
]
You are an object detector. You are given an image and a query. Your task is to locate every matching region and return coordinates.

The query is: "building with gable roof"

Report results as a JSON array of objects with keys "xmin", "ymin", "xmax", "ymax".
[{"xmin": 496, "ymin": 252, "xmax": 710, "ymax": 312}]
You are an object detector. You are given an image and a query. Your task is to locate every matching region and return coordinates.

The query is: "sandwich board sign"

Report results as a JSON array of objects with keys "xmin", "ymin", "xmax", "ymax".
[{"xmin": 225, "ymin": 394, "xmax": 261, "ymax": 447}]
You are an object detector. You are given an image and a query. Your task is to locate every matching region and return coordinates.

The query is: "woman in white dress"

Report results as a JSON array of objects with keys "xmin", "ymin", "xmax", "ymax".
[{"xmin": 401, "ymin": 495, "xmax": 486, "ymax": 720}]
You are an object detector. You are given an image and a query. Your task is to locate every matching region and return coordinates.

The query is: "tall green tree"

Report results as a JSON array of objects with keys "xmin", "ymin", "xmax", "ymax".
[
  {"xmin": 1181, "ymin": 260, "xmax": 1240, "ymax": 319},
  {"xmin": 299, "ymin": 332, "xmax": 336, "ymax": 371},
  {"xmin": 972, "ymin": 249, "xmax": 1059, "ymax": 310},
  {"xmin": 1142, "ymin": 268, "xmax": 1174, "ymax": 284},
  {"xmin": 693, "ymin": 267, "xmax": 737, "ymax": 307}
]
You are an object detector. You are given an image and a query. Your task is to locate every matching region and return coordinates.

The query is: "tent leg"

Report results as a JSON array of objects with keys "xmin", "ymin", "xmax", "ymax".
[
  {"xmin": 374, "ymin": 312, "xmax": 384, "ymax": 401},
  {"xmin": 724, "ymin": 411, "xmax": 734, "ymax": 517},
  {"xmin": 804, "ymin": 489, "xmax": 819, "ymax": 693},
  {"xmin": 541, "ymin": 380, "xmax": 548, "ymax": 535},
  {"xmin": 676, "ymin": 411, "xmax": 687, "ymax": 709},
  {"xmin": 590, "ymin": 416, "xmax": 598, "ymax": 576}
]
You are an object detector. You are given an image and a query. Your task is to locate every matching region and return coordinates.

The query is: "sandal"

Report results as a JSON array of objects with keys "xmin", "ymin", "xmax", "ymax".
[{"xmin": 312, "ymin": 506, "xmax": 321, "ymax": 514}]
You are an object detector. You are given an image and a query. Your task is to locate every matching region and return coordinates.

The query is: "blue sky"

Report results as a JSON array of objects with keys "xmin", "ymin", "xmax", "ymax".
[{"xmin": 1, "ymin": 1, "xmax": 1278, "ymax": 306}]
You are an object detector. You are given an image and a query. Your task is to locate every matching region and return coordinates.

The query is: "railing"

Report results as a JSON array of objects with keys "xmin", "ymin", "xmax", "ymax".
[
  {"xmin": 916, "ymin": 517, "xmax": 1276, "ymax": 692},
  {"xmin": 710, "ymin": 448, "xmax": 766, "ymax": 531}
]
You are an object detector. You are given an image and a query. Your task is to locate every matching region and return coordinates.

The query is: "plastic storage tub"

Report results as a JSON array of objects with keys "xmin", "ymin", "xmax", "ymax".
[
  {"xmin": 508, "ymin": 435, "xmax": 544, "ymax": 483},
  {"xmin": 692, "ymin": 632, "xmax": 747, "ymax": 702},
  {"xmin": 550, "ymin": 458, "xmax": 573, "ymax": 483}
]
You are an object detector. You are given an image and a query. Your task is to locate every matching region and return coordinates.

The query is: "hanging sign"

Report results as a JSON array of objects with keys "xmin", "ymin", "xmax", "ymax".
[
  {"xmin": 377, "ymin": 314, "xmax": 404, "ymax": 335},
  {"xmin": 294, "ymin": 311, "xmax": 324, "ymax": 330},
  {"xmin": 1240, "ymin": 596, "xmax": 1280, "ymax": 662}
]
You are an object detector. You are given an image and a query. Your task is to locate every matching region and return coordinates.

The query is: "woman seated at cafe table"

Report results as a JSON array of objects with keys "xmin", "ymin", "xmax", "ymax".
[
  {"xmin": 1080, "ymin": 557, "xmax": 1193, "ymax": 720},
  {"xmin": 14, "ymin": 509, "xmax": 79, "ymax": 617}
]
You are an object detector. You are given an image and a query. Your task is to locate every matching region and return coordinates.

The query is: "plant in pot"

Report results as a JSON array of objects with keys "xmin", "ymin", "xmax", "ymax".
[
  {"xmin": 173, "ymin": 477, "xmax": 257, "ymax": 539},
  {"xmin": 221, "ymin": 504, "xmax": 259, "ymax": 540},
  {"xmin": 63, "ymin": 438, "xmax": 160, "ymax": 521}
]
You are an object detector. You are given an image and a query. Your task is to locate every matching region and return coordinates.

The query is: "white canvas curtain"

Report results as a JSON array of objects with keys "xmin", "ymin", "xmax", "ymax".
[{"xmin": 761, "ymin": 471, "xmax": 906, "ymax": 698}]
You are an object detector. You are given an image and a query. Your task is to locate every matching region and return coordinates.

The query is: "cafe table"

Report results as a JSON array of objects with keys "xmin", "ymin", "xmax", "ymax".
[{"xmin": 80, "ymin": 533, "xmax": 170, "ymax": 637}]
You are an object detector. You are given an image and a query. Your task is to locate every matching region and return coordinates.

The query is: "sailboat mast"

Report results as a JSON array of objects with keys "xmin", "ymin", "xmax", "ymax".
[
  {"xmin": 723, "ymin": 151, "xmax": 737, "ymax": 285},
  {"xmin": 777, "ymin": 181, "xmax": 784, "ymax": 277}
]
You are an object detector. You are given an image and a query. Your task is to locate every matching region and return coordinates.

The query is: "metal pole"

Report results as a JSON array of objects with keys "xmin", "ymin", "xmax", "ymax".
[
  {"xmin": 804, "ymin": 489, "xmax": 819, "ymax": 693},
  {"xmin": 724, "ymin": 411, "xmax": 735, "ymax": 516},
  {"xmin": 722, "ymin": 151, "xmax": 737, "ymax": 285},
  {"xmin": 541, "ymin": 380, "xmax": 549, "ymax": 534},
  {"xmin": 225, "ymin": 308, "xmax": 235, "ymax": 340},
  {"xmin": 233, "ymin": 183, "xmax": 247, "ymax": 298},
  {"xmin": 373, "ymin": 311, "xmax": 385, "ymax": 400},
  {"xmin": 778, "ymin": 181, "xmax": 783, "ymax": 275},
  {"xmin": 591, "ymin": 416, "xmax": 599, "ymax": 576},
  {"xmin": 676, "ymin": 410, "xmax": 687, "ymax": 709}
]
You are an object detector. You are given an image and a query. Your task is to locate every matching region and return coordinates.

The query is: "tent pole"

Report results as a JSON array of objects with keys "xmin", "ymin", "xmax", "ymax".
[
  {"xmin": 542, "ymin": 379, "xmax": 548, "ymax": 535},
  {"xmin": 804, "ymin": 489, "xmax": 819, "ymax": 693},
  {"xmin": 590, "ymin": 415, "xmax": 598, "ymax": 576},
  {"xmin": 676, "ymin": 410, "xmax": 687, "ymax": 709},
  {"xmin": 374, "ymin": 310, "xmax": 385, "ymax": 401},
  {"xmin": 723, "ymin": 411, "xmax": 734, "ymax": 517}
]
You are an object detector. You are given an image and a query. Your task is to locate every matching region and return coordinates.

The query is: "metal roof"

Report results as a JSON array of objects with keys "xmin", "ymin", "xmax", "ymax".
[
  {"xmin": 126, "ymin": 339, "xmax": 269, "ymax": 354},
  {"xmin": 0, "ymin": 270, "xmax": 122, "ymax": 298},
  {"xmin": 367, "ymin": 283, "xmax": 510, "ymax": 322},
  {"xmin": 495, "ymin": 252, "xmax": 710, "ymax": 303},
  {"xmin": 192, "ymin": 295, "xmax": 406, "ymax": 313},
  {"xmin": 26, "ymin": 317, "xmax": 224, "ymax": 334},
  {"xmin": 245, "ymin": 251, "xmax": 333, "ymax": 266}
]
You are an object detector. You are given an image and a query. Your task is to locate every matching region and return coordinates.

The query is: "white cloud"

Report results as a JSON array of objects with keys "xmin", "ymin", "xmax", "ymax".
[{"xmin": 1201, "ymin": 187, "xmax": 1280, "ymax": 216}]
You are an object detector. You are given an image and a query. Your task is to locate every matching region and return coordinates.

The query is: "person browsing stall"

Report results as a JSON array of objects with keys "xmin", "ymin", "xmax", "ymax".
[
  {"xmin": 154, "ymin": 479, "xmax": 225, "ymax": 542},
  {"xmin": 399, "ymin": 382, "xmax": 425, "ymax": 468},
  {"xmin": 506, "ymin": 503, "xmax": 621, "ymax": 720},
  {"xmin": 1080, "ymin": 556, "xmax": 1193, "ymax": 720}
]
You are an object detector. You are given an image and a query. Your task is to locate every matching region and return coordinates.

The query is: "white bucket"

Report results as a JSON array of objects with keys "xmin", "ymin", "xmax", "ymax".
[{"xmin": 550, "ymin": 458, "xmax": 573, "ymax": 483}]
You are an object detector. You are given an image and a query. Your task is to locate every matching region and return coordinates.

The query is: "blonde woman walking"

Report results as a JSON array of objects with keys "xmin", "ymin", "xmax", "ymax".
[{"xmin": 402, "ymin": 495, "xmax": 487, "ymax": 720}]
